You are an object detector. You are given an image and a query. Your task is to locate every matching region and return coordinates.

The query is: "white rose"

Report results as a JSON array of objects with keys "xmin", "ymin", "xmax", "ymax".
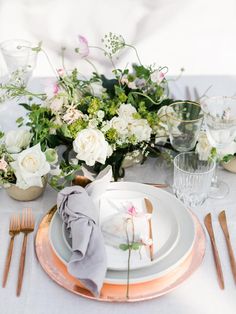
[
  {"xmin": 195, "ymin": 132, "xmax": 212, "ymax": 160},
  {"xmin": 10, "ymin": 143, "xmax": 50, "ymax": 189},
  {"xmin": 129, "ymin": 119, "xmax": 152, "ymax": 142},
  {"xmin": 218, "ymin": 140, "xmax": 236, "ymax": 158},
  {"xmin": 73, "ymin": 128, "xmax": 110, "ymax": 166},
  {"xmin": 5, "ymin": 129, "xmax": 32, "ymax": 153},
  {"xmin": 110, "ymin": 116, "xmax": 128, "ymax": 135},
  {"xmin": 118, "ymin": 103, "xmax": 137, "ymax": 121},
  {"xmin": 90, "ymin": 82, "xmax": 106, "ymax": 97}
]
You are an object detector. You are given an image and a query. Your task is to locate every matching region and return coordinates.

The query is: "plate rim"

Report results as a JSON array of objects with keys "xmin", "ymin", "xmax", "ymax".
[{"xmin": 49, "ymin": 182, "xmax": 196, "ymax": 284}]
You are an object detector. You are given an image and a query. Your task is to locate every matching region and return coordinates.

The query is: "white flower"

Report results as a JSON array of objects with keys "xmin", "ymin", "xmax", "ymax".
[
  {"xmin": 49, "ymin": 96, "xmax": 64, "ymax": 113},
  {"xmin": 110, "ymin": 116, "xmax": 128, "ymax": 135},
  {"xmin": 73, "ymin": 128, "xmax": 110, "ymax": 166},
  {"xmin": 10, "ymin": 144, "xmax": 50, "ymax": 189},
  {"xmin": 88, "ymin": 118, "xmax": 99, "ymax": 129},
  {"xmin": 5, "ymin": 130, "xmax": 32, "ymax": 154},
  {"xmin": 218, "ymin": 141, "xmax": 236, "ymax": 158},
  {"xmin": 129, "ymin": 119, "xmax": 152, "ymax": 142},
  {"xmin": 62, "ymin": 107, "xmax": 84, "ymax": 125},
  {"xmin": 97, "ymin": 110, "xmax": 105, "ymax": 121},
  {"xmin": 90, "ymin": 82, "xmax": 106, "ymax": 98},
  {"xmin": 196, "ymin": 132, "xmax": 212, "ymax": 160},
  {"xmin": 118, "ymin": 103, "xmax": 137, "ymax": 121}
]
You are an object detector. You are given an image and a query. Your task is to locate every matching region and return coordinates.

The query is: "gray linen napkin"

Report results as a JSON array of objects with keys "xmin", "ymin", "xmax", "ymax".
[{"xmin": 57, "ymin": 166, "xmax": 112, "ymax": 297}]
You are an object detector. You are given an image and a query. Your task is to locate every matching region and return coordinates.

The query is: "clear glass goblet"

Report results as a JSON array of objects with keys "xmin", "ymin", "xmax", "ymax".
[
  {"xmin": 0, "ymin": 39, "xmax": 38, "ymax": 84},
  {"xmin": 166, "ymin": 101, "xmax": 203, "ymax": 152},
  {"xmin": 201, "ymin": 96, "xmax": 236, "ymax": 198},
  {"xmin": 173, "ymin": 152, "xmax": 216, "ymax": 208}
]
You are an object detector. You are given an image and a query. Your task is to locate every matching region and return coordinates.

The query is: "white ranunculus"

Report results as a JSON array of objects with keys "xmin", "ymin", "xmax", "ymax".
[
  {"xmin": 10, "ymin": 144, "xmax": 50, "ymax": 189},
  {"xmin": 5, "ymin": 129, "xmax": 32, "ymax": 154},
  {"xmin": 49, "ymin": 96, "xmax": 64, "ymax": 113},
  {"xmin": 117, "ymin": 103, "xmax": 137, "ymax": 121},
  {"xmin": 73, "ymin": 128, "xmax": 110, "ymax": 166},
  {"xmin": 129, "ymin": 119, "xmax": 152, "ymax": 142},
  {"xmin": 90, "ymin": 82, "xmax": 106, "ymax": 97},
  {"xmin": 195, "ymin": 132, "xmax": 212, "ymax": 160},
  {"xmin": 110, "ymin": 116, "xmax": 128, "ymax": 135}
]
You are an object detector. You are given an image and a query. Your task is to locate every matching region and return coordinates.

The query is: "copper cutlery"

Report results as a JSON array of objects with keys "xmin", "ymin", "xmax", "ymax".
[
  {"xmin": 16, "ymin": 208, "xmax": 35, "ymax": 297},
  {"xmin": 218, "ymin": 210, "xmax": 236, "ymax": 284},
  {"xmin": 144, "ymin": 198, "xmax": 154, "ymax": 261},
  {"xmin": 2, "ymin": 214, "xmax": 21, "ymax": 288},
  {"xmin": 204, "ymin": 213, "xmax": 225, "ymax": 289}
]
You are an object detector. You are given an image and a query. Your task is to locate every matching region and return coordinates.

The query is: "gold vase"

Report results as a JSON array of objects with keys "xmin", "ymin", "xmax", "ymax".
[
  {"xmin": 222, "ymin": 157, "xmax": 236, "ymax": 173},
  {"xmin": 6, "ymin": 176, "xmax": 47, "ymax": 201}
]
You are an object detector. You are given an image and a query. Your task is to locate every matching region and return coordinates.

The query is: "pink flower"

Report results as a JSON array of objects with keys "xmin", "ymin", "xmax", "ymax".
[
  {"xmin": 150, "ymin": 70, "xmax": 165, "ymax": 84},
  {"xmin": 44, "ymin": 79, "xmax": 60, "ymax": 99},
  {"xmin": 57, "ymin": 68, "xmax": 65, "ymax": 77},
  {"xmin": 0, "ymin": 158, "xmax": 8, "ymax": 172},
  {"xmin": 77, "ymin": 35, "xmax": 89, "ymax": 58},
  {"xmin": 127, "ymin": 205, "xmax": 137, "ymax": 216}
]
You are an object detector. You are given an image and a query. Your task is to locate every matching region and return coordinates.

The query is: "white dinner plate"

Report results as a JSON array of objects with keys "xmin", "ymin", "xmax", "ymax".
[
  {"xmin": 49, "ymin": 182, "xmax": 195, "ymax": 284},
  {"xmin": 61, "ymin": 189, "xmax": 180, "ymax": 271}
]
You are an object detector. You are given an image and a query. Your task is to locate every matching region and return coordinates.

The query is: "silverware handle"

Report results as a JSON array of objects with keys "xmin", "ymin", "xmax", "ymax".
[
  {"xmin": 2, "ymin": 236, "xmax": 14, "ymax": 288},
  {"xmin": 16, "ymin": 234, "xmax": 28, "ymax": 297},
  {"xmin": 225, "ymin": 236, "xmax": 236, "ymax": 283},
  {"xmin": 210, "ymin": 238, "xmax": 225, "ymax": 289},
  {"xmin": 148, "ymin": 221, "xmax": 154, "ymax": 261}
]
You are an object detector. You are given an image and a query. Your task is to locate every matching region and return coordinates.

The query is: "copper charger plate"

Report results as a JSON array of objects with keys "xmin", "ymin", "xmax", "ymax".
[{"xmin": 35, "ymin": 205, "xmax": 205, "ymax": 302}]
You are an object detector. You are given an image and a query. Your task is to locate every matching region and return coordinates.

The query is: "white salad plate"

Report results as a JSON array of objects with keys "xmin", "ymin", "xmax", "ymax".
[{"xmin": 49, "ymin": 182, "xmax": 195, "ymax": 284}]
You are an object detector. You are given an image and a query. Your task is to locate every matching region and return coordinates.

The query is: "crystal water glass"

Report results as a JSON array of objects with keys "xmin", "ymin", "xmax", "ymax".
[
  {"xmin": 167, "ymin": 101, "xmax": 203, "ymax": 152},
  {"xmin": 173, "ymin": 152, "xmax": 215, "ymax": 208},
  {"xmin": 201, "ymin": 96, "xmax": 236, "ymax": 198},
  {"xmin": 0, "ymin": 39, "xmax": 38, "ymax": 84}
]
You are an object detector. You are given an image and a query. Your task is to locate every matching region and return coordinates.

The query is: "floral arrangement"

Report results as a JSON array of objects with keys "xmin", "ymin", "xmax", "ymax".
[
  {"xmin": 0, "ymin": 129, "xmax": 58, "ymax": 189},
  {"xmin": 0, "ymin": 33, "xmax": 173, "ymax": 187}
]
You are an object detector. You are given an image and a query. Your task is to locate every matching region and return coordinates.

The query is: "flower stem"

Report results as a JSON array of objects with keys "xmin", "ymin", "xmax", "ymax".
[{"xmin": 125, "ymin": 44, "xmax": 142, "ymax": 66}]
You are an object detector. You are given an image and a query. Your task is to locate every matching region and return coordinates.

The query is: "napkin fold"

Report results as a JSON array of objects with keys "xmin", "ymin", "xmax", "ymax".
[{"xmin": 57, "ymin": 166, "xmax": 112, "ymax": 297}]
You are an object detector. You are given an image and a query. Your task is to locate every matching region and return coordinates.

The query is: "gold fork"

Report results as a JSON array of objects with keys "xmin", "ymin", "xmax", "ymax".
[
  {"xmin": 2, "ymin": 214, "xmax": 21, "ymax": 287},
  {"xmin": 16, "ymin": 208, "xmax": 35, "ymax": 297}
]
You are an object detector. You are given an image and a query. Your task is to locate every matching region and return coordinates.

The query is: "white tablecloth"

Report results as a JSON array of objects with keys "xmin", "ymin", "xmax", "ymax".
[{"xmin": 0, "ymin": 77, "xmax": 235, "ymax": 314}]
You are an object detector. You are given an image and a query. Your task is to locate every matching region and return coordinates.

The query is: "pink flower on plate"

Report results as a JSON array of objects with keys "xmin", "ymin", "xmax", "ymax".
[
  {"xmin": 127, "ymin": 205, "xmax": 137, "ymax": 216},
  {"xmin": 77, "ymin": 35, "xmax": 89, "ymax": 58},
  {"xmin": 0, "ymin": 158, "xmax": 8, "ymax": 172}
]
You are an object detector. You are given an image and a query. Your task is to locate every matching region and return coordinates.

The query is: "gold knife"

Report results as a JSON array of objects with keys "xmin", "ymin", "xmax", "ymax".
[
  {"xmin": 204, "ymin": 213, "xmax": 225, "ymax": 289},
  {"xmin": 218, "ymin": 210, "xmax": 236, "ymax": 284},
  {"xmin": 144, "ymin": 198, "xmax": 154, "ymax": 261}
]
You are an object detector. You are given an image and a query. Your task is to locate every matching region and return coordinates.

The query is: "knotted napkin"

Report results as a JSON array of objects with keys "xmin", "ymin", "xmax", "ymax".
[{"xmin": 57, "ymin": 166, "xmax": 112, "ymax": 297}]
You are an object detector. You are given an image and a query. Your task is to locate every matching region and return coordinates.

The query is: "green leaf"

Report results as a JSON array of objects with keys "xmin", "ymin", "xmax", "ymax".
[
  {"xmin": 131, "ymin": 242, "xmax": 141, "ymax": 250},
  {"xmin": 16, "ymin": 117, "xmax": 24, "ymax": 125},
  {"xmin": 0, "ymin": 131, "xmax": 4, "ymax": 139},
  {"xmin": 19, "ymin": 103, "xmax": 32, "ymax": 111},
  {"xmin": 119, "ymin": 243, "xmax": 129, "ymax": 251}
]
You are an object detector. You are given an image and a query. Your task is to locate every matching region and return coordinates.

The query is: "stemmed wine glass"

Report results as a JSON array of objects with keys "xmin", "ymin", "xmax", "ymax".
[
  {"xmin": 0, "ymin": 39, "xmax": 38, "ymax": 84},
  {"xmin": 201, "ymin": 96, "xmax": 236, "ymax": 199}
]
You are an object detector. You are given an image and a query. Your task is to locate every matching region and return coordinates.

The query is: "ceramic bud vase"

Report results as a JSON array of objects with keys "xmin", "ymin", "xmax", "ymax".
[{"xmin": 6, "ymin": 176, "xmax": 47, "ymax": 201}]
